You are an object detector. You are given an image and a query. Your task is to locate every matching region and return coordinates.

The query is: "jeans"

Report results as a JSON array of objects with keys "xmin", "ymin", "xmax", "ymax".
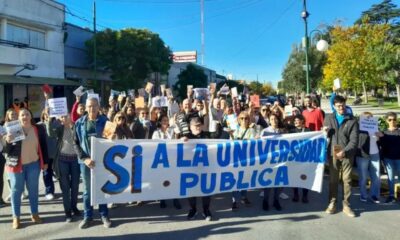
[
  {"xmin": 80, "ymin": 163, "xmax": 108, "ymax": 219},
  {"xmin": 59, "ymin": 160, "xmax": 80, "ymax": 214},
  {"xmin": 232, "ymin": 190, "xmax": 247, "ymax": 203},
  {"xmin": 8, "ymin": 161, "xmax": 40, "ymax": 217},
  {"xmin": 383, "ymin": 158, "xmax": 400, "ymax": 197},
  {"xmin": 328, "ymin": 157, "xmax": 353, "ymax": 206},
  {"xmin": 43, "ymin": 158, "xmax": 55, "ymax": 195},
  {"xmin": 356, "ymin": 154, "xmax": 380, "ymax": 199}
]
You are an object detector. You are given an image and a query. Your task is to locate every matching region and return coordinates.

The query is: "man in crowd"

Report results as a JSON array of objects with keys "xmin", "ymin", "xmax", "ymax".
[
  {"xmin": 323, "ymin": 95, "xmax": 359, "ymax": 218},
  {"xmin": 73, "ymin": 97, "xmax": 112, "ymax": 229},
  {"xmin": 302, "ymin": 96, "xmax": 324, "ymax": 131}
]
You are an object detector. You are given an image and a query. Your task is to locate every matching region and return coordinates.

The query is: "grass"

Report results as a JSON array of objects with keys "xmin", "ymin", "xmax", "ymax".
[{"xmin": 368, "ymin": 98, "xmax": 400, "ymax": 109}]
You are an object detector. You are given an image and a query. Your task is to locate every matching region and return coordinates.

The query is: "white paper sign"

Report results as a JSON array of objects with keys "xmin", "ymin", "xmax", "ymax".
[
  {"xmin": 333, "ymin": 78, "xmax": 341, "ymax": 89},
  {"xmin": 284, "ymin": 105, "xmax": 293, "ymax": 116},
  {"xmin": 152, "ymin": 96, "xmax": 168, "ymax": 108},
  {"xmin": 4, "ymin": 120, "xmax": 25, "ymax": 143},
  {"xmin": 359, "ymin": 115, "xmax": 378, "ymax": 133},
  {"xmin": 193, "ymin": 88, "xmax": 210, "ymax": 101},
  {"xmin": 231, "ymin": 87, "xmax": 238, "ymax": 98},
  {"xmin": 91, "ymin": 131, "xmax": 327, "ymax": 204},
  {"xmin": 73, "ymin": 86, "xmax": 86, "ymax": 97},
  {"xmin": 220, "ymin": 84, "xmax": 230, "ymax": 95},
  {"xmin": 48, "ymin": 97, "xmax": 68, "ymax": 118}
]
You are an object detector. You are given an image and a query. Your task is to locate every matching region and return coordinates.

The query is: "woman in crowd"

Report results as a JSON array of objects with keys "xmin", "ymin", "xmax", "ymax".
[
  {"xmin": 378, "ymin": 112, "xmax": 400, "ymax": 203},
  {"xmin": 152, "ymin": 114, "xmax": 182, "ymax": 209},
  {"xmin": 260, "ymin": 113, "xmax": 287, "ymax": 211},
  {"xmin": 4, "ymin": 108, "xmax": 49, "ymax": 229},
  {"xmin": 112, "ymin": 111, "xmax": 134, "ymax": 140},
  {"xmin": 356, "ymin": 112, "xmax": 381, "ymax": 203},
  {"xmin": 230, "ymin": 111, "xmax": 255, "ymax": 211},
  {"xmin": 289, "ymin": 115, "xmax": 310, "ymax": 203},
  {"xmin": 50, "ymin": 114, "xmax": 81, "ymax": 222}
]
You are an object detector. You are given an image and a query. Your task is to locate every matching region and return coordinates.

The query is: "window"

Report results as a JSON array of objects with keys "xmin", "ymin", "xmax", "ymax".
[{"xmin": 7, "ymin": 24, "xmax": 45, "ymax": 49}]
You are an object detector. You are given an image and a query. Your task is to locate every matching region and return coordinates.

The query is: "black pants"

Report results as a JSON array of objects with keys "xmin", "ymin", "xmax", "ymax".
[
  {"xmin": 0, "ymin": 154, "xmax": 5, "ymax": 201},
  {"xmin": 188, "ymin": 196, "xmax": 211, "ymax": 212}
]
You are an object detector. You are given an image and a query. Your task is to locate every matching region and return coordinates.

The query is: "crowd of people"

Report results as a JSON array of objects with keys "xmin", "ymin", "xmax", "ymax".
[{"xmin": 0, "ymin": 84, "xmax": 399, "ymax": 230}]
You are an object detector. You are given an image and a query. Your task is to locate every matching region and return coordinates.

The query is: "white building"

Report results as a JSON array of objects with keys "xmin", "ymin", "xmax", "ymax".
[{"xmin": 0, "ymin": 0, "xmax": 77, "ymax": 118}]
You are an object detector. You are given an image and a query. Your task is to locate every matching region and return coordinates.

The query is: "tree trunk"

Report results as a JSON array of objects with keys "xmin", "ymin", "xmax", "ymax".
[
  {"xmin": 396, "ymin": 83, "xmax": 400, "ymax": 107},
  {"xmin": 383, "ymin": 83, "xmax": 389, "ymax": 98},
  {"xmin": 362, "ymin": 81, "xmax": 368, "ymax": 103}
]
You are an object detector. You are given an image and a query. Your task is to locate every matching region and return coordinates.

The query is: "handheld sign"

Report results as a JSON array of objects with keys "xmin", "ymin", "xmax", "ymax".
[
  {"xmin": 48, "ymin": 97, "xmax": 68, "ymax": 118},
  {"xmin": 231, "ymin": 87, "xmax": 238, "ymax": 98},
  {"xmin": 284, "ymin": 105, "xmax": 293, "ymax": 116},
  {"xmin": 152, "ymin": 96, "xmax": 168, "ymax": 108},
  {"xmin": 165, "ymin": 88, "xmax": 173, "ymax": 99},
  {"xmin": 333, "ymin": 78, "xmax": 341, "ymax": 89},
  {"xmin": 110, "ymin": 89, "xmax": 120, "ymax": 97},
  {"xmin": 102, "ymin": 121, "xmax": 117, "ymax": 140},
  {"xmin": 73, "ymin": 86, "xmax": 86, "ymax": 97},
  {"xmin": 359, "ymin": 115, "xmax": 378, "ymax": 133},
  {"xmin": 160, "ymin": 84, "xmax": 166, "ymax": 96},
  {"xmin": 250, "ymin": 95, "xmax": 260, "ymax": 108},
  {"xmin": 145, "ymin": 82, "xmax": 154, "ymax": 94},
  {"xmin": 135, "ymin": 97, "xmax": 145, "ymax": 108},
  {"xmin": 128, "ymin": 89, "xmax": 135, "ymax": 98},
  {"xmin": 193, "ymin": 88, "xmax": 209, "ymax": 101},
  {"xmin": 220, "ymin": 84, "xmax": 230, "ymax": 95},
  {"xmin": 138, "ymin": 88, "xmax": 146, "ymax": 97},
  {"xmin": 4, "ymin": 120, "xmax": 25, "ymax": 143}
]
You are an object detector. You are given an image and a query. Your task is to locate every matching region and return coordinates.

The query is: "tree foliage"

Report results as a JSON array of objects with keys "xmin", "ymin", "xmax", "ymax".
[
  {"xmin": 281, "ymin": 44, "xmax": 327, "ymax": 93},
  {"xmin": 173, "ymin": 64, "xmax": 208, "ymax": 100},
  {"xmin": 86, "ymin": 28, "xmax": 172, "ymax": 90},
  {"xmin": 322, "ymin": 20, "xmax": 391, "ymax": 94}
]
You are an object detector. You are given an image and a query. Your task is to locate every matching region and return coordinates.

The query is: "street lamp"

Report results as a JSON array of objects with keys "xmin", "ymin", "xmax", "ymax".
[{"xmin": 301, "ymin": 0, "xmax": 329, "ymax": 94}]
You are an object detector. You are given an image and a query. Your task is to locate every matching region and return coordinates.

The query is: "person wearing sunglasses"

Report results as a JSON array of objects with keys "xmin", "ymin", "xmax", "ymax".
[
  {"xmin": 230, "ymin": 111, "xmax": 256, "ymax": 211},
  {"xmin": 377, "ymin": 112, "xmax": 400, "ymax": 203},
  {"xmin": 112, "ymin": 112, "xmax": 133, "ymax": 140}
]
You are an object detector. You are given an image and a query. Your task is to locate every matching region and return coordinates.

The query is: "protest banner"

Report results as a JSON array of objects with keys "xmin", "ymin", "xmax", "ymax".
[
  {"xmin": 359, "ymin": 115, "xmax": 378, "ymax": 133},
  {"xmin": 48, "ymin": 97, "xmax": 68, "ymax": 118},
  {"xmin": 73, "ymin": 86, "xmax": 86, "ymax": 97},
  {"xmin": 4, "ymin": 120, "xmax": 25, "ymax": 143},
  {"xmin": 91, "ymin": 131, "xmax": 327, "ymax": 205}
]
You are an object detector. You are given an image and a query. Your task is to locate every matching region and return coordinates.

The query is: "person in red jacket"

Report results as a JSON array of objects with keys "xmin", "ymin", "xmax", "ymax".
[
  {"xmin": 302, "ymin": 96, "xmax": 324, "ymax": 131},
  {"xmin": 71, "ymin": 95, "xmax": 86, "ymax": 123}
]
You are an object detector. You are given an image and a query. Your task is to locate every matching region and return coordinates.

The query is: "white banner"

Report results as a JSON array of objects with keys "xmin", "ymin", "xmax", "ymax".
[
  {"xmin": 91, "ymin": 132, "xmax": 327, "ymax": 205},
  {"xmin": 48, "ymin": 97, "xmax": 68, "ymax": 118}
]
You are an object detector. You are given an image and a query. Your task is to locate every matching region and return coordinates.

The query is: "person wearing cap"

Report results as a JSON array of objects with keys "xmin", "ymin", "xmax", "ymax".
[{"xmin": 181, "ymin": 117, "xmax": 212, "ymax": 221}]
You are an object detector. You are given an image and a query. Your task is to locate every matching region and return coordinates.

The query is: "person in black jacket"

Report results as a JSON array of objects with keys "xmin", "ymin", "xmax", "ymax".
[
  {"xmin": 182, "ymin": 117, "xmax": 212, "ymax": 221},
  {"xmin": 377, "ymin": 112, "xmax": 400, "ymax": 203},
  {"xmin": 3, "ymin": 108, "xmax": 49, "ymax": 229},
  {"xmin": 323, "ymin": 95, "xmax": 359, "ymax": 218},
  {"xmin": 176, "ymin": 99, "xmax": 199, "ymax": 138}
]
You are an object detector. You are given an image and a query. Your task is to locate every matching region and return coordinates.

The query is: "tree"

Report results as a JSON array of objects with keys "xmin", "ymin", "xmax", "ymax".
[
  {"xmin": 86, "ymin": 28, "xmax": 172, "ymax": 90},
  {"xmin": 322, "ymin": 20, "xmax": 391, "ymax": 103},
  {"xmin": 173, "ymin": 64, "xmax": 208, "ymax": 100},
  {"xmin": 281, "ymin": 44, "xmax": 326, "ymax": 94}
]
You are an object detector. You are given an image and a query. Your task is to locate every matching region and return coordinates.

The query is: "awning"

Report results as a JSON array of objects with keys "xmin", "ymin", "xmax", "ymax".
[{"xmin": 0, "ymin": 75, "xmax": 80, "ymax": 86}]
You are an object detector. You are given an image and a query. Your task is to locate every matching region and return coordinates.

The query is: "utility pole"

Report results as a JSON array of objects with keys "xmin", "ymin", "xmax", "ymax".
[
  {"xmin": 302, "ymin": 0, "xmax": 310, "ymax": 94},
  {"xmin": 200, "ymin": 0, "xmax": 205, "ymax": 65},
  {"xmin": 93, "ymin": 0, "xmax": 97, "ymax": 87}
]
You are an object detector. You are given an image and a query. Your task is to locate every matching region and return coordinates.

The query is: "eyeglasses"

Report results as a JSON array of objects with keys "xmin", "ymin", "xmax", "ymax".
[
  {"xmin": 387, "ymin": 118, "xmax": 396, "ymax": 122},
  {"xmin": 116, "ymin": 116, "xmax": 125, "ymax": 120},
  {"xmin": 141, "ymin": 112, "xmax": 149, "ymax": 115},
  {"xmin": 240, "ymin": 117, "xmax": 250, "ymax": 120}
]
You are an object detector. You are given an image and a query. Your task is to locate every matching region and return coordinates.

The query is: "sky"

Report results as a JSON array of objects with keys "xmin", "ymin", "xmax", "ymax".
[{"xmin": 59, "ymin": 0, "xmax": 397, "ymax": 87}]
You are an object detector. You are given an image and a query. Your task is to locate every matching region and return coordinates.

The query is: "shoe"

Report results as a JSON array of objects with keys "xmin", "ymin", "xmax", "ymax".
[
  {"xmin": 45, "ymin": 193, "xmax": 55, "ymax": 201},
  {"xmin": 360, "ymin": 196, "xmax": 367, "ymax": 202},
  {"xmin": 343, "ymin": 205, "xmax": 356, "ymax": 218},
  {"xmin": 6, "ymin": 194, "xmax": 11, "ymax": 202},
  {"xmin": 301, "ymin": 196, "xmax": 309, "ymax": 203},
  {"xmin": 108, "ymin": 203, "xmax": 116, "ymax": 208},
  {"xmin": 136, "ymin": 201, "xmax": 144, "ymax": 206},
  {"xmin": 65, "ymin": 214, "xmax": 72, "ymax": 223},
  {"xmin": 240, "ymin": 198, "xmax": 251, "ymax": 206},
  {"xmin": 173, "ymin": 199, "xmax": 182, "ymax": 210},
  {"xmin": 325, "ymin": 202, "xmax": 336, "ymax": 214},
  {"xmin": 279, "ymin": 192, "xmax": 289, "ymax": 200},
  {"xmin": 31, "ymin": 214, "xmax": 43, "ymax": 224},
  {"xmin": 370, "ymin": 196, "xmax": 380, "ymax": 204},
  {"xmin": 232, "ymin": 201, "xmax": 238, "ymax": 211},
  {"xmin": 292, "ymin": 194, "xmax": 299, "ymax": 202},
  {"xmin": 262, "ymin": 200, "xmax": 269, "ymax": 211},
  {"xmin": 101, "ymin": 217, "xmax": 112, "ymax": 228},
  {"xmin": 187, "ymin": 209, "xmax": 197, "ymax": 220},
  {"xmin": 160, "ymin": 200, "xmax": 166, "ymax": 208},
  {"xmin": 202, "ymin": 210, "xmax": 212, "ymax": 221},
  {"xmin": 385, "ymin": 196, "xmax": 396, "ymax": 203},
  {"xmin": 72, "ymin": 208, "xmax": 81, "ymax": 216},
  {"xmin": 273, "ymin": 200, "xmax": 282, "ymax": 211},
  {"xmin": 12, "ymin": 217, "xmax": 20, "ymax": 229},
  {"xmin": 79, "ymin": 218, "xmax": 93, "ymax": 229}
]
